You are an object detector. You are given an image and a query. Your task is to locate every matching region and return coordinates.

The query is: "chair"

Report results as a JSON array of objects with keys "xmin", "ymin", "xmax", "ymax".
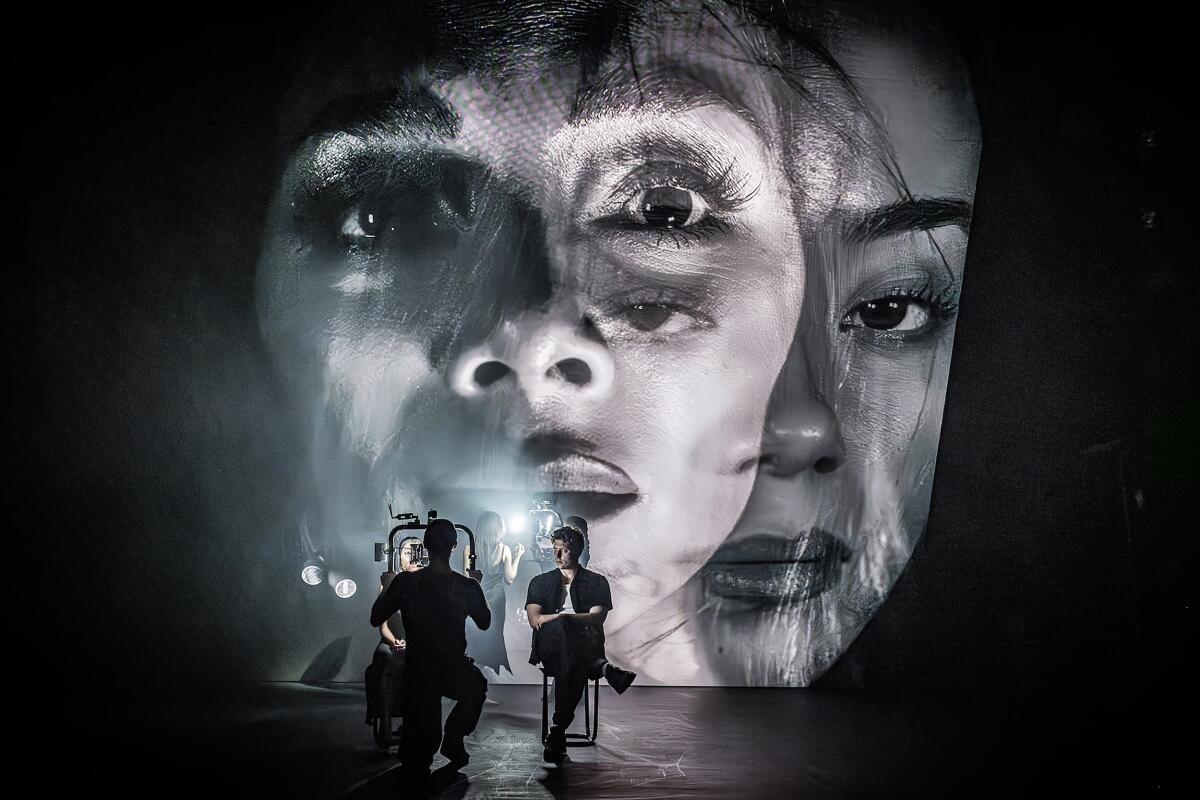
[
  {"xmin": 365, "ymin": 654, "xmax": 404, "ymax": 749},
  {"xmin": 540, "ymin": 669, "xmax": 599, "ymax": 746}
]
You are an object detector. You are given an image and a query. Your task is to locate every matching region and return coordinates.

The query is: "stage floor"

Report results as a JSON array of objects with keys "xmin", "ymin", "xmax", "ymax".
[{"xmin": 74, "ymin": 682, "xmax": 1148, "ymax": 797}]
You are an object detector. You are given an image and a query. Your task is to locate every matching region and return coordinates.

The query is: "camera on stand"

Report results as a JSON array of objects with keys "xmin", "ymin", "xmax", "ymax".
[
  {"xmin": 527, "ymin": 499, "xmax": 562, "ymax": 564},
  {"xmin": 374, "ymin": 505, "xmax": 481, "ymax": 581}
]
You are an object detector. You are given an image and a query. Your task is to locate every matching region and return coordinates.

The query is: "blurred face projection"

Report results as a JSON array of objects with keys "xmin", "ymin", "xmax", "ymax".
[{"xmin": 257, "ymin": 0, "xmax": 979, "ymax": 684}]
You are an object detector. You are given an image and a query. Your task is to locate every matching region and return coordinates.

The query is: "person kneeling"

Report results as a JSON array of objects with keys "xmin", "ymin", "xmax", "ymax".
[
  {"xmin": 371, "ymin": 519, "xmax": 491, "ymax": 782},
  {"xmin": 525, "ymin": 526, "xmax": 636, "ymax": 763}
]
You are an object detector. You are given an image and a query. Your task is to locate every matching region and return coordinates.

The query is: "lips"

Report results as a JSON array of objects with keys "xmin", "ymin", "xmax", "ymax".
[
  {"xmin": 422, "ymin": 452, "xmax": 639, "ymax": 524},
  {"xmin": 702, "ymin": 529, "xmax": 851, "ymax": 603},
  {"xmin": 534, "ymin": 454, "xmax": 638, "ymax": 494}
]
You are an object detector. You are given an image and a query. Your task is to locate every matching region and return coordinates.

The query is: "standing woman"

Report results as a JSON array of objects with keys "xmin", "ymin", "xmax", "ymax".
[{"xmin": 466, "ymin": 511, "xmax": 525, "ymax": 676}]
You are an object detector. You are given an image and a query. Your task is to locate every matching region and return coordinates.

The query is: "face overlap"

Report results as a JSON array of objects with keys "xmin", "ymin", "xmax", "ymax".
[
  {"xmin": 696, "ymin": 21, "xmax": 981, "ymax": 685},
  {"xmin": 258, "ymin": 0, "xmax": 877, "ymax": 680},
  {"xmin": 257, "ymin": 0, "xmax": 975, "ymax": 683}
]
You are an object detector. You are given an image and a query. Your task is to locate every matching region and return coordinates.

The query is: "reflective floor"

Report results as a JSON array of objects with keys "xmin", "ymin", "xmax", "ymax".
[{"xmin": 76, "ymin": 682, "xmax": 1147, "ymax": 797}]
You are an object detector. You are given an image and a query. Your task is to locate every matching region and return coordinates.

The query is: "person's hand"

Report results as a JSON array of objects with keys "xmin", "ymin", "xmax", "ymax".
[
  {"xmin": 392, "ymin": 639, "xmax": 406, "ymax": 652},
  {"xmin": 514, "ymin": 543, "xmax": 526, "ymax": 560}
]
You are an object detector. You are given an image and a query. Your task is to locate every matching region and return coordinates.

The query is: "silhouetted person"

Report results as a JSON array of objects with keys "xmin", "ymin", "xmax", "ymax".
[
  {"xmin": 465, "ymin": 511, "xmax": 525, "ymax": 675},
  {"xmin": 365, "ymin": 537, "xmax": 423, "ymax": 741},
  {"xmin": 564, "ymin": 515, "xmax": 590, "ymax": 568},
  {"xmin": 371, "ymin": 519, "xmax": 490, "ymax": 782},
  {"xmin": 526, "ymin": 526, "xmax": 636, "ymax": 763}
]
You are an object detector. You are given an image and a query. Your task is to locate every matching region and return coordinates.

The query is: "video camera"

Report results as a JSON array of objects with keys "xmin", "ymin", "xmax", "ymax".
[
  {"xmin": 375, "ymin": 506, "xmax": 481, "ymax": 581},
  {"xmin": 527, "ymin": 499, "xmax": 562, "ymax": 564}
]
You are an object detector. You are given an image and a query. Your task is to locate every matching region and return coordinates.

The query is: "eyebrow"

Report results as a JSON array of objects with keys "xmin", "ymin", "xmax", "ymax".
[
  {"xmin": 842, "ymin": 198, "xmax": 973, "ymax": 243},
  {"xmin": 570, "ymin": 61, "xmax": 761, "ymax": 133},
  {"xmin": 296, "ymin": 86, "xmax": 460, "ymax": 146}
]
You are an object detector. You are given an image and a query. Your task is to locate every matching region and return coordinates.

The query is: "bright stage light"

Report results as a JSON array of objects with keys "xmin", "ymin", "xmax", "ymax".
[
  {"xmin": 301, "ymin": 564, "xmax": 323, "ymax": 586},
  {"xmin": 334, "ymin": 578, "xmax": 357, "ymax": 598},
  {"xmin": 508, "ymin": 514, "xmax": 527, "ymax": 532}
]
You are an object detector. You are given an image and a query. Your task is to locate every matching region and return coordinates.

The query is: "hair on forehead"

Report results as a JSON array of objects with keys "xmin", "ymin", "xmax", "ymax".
[
  {"xmin": 285, "ymin": 1, "xmax": 849, "ymax": 137},
  {"xmin": 282, "ymin": 1, "xmax": 957, "ymax": 218},
  {"xmin": 551, "ymin": 526, "xmax": 586, "ymax": 555}
]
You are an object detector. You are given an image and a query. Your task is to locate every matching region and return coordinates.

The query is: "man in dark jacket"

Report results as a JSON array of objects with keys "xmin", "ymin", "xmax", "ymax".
[
  {"xmin": 371, "ymin": 518, "xmax": 490, "ymax": 780},
  {"xmin": 525, "ymin": 526, "xmax": 636, "ymax": 763}
]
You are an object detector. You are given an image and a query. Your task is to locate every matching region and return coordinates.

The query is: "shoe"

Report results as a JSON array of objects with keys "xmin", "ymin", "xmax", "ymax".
[
  {"xmin": 604, "ymin": 663, "xmax": 637, "ymax": 694},
  {"xmin": 543, "ymin": 743, "xmax": 566, "ymax": 764},
  {"xmin": 440, "ymin": 739, "xmax": 470, "ymax": 770},
  {"xmin": 397, "ymin": 765, "xmax": 431, "ymax": 795}
]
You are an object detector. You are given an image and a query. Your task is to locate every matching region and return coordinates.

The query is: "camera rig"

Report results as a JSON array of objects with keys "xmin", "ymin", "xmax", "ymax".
[
  {"xmin": 528, "ymin": 499, "xmax": 563, "ymax": 563},
  {"xmin": 374, "ymin": 507, "xmax": 480, "ymax": 580}
]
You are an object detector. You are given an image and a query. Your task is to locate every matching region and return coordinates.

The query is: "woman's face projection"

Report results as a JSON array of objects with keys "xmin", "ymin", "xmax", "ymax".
[
  {"xmin": 698, "ymin": 23, "xmax": 981, "ymax": 685},
  {"xmin": 256, "ymin": 0, "xmax": 979, "ymax": 683}
]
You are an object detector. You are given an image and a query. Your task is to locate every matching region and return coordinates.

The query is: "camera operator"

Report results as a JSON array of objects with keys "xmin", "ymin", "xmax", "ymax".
[
  {"xmin": 371, "ymin": 519, "xmax": 490, "ymax": 781},
  {"xmin": 525, "ymin": 526, "xmax": 636, "ymax": 763}
]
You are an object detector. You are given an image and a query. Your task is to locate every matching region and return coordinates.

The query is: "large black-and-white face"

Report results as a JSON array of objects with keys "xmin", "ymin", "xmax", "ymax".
[
  {"xmin": 256, "ymin": 2, "xmax": 861, "ymax": 657},
  {"xmin": 699, "ymin": 21, "xmax": 981, "ymax": 685}
]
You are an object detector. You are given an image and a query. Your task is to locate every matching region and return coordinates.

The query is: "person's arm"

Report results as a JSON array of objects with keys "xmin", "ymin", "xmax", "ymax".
[
  {"xmin": 571, "ymin": 606, "xmax": 609, "ymax": 627},
  {"xmin": 468, "ymin": 581, "xmax": 491, "ymax": 631},
  {"xmin": 501, "ymin": 543, "xmax": 525, "ymax": 585},
  {"xmin": 380, "ymin": 620, "xmax": 405, "ymax": 650},
  {"xmin": 526, "ymin": 603, "xmax": 559, "ymax": 631},
  {"xmin": 569, "ymin": 574, "xmax": 613, "ymax": 627},
  {"xmin": 371, "ymin": 575, "xmax": 402, "ymax": 628}
]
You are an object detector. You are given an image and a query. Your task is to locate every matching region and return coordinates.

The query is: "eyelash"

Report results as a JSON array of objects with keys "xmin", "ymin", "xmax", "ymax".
[
  {"xmin": 591, "ymin": 158, "xmax": 752, "ymax": 248},
  {"xmin": 614, "ymin": 215, "xmax": 733, "ymax": 249},
  {"xmin": 839, "ymin": 280, "xmax": 959, "ymax": 339}
]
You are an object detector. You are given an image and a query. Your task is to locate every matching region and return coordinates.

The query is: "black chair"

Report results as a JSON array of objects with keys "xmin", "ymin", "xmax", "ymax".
[
  {"xmin": 365, "ymin": 656, "xmax": 404, "ymax": 749},
  {"xmin": 540, "ymin": 669, "xmax": 599, "ymax": 746}
]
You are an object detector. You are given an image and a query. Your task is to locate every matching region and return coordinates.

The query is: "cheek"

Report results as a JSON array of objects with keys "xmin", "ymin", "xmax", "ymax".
[
  {"xmin": 836, "ymin": 345, "xmax": 942, "ymax": 464},
  {"xmin": 323, "ymin": 332, "xmax": 433, "ymax": 458}
]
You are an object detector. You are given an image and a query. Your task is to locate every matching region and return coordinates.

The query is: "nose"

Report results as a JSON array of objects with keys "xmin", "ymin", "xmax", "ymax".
[
  {"xmin": 449, "ymin": 314, "xmax": 615, "ymax": 401},
  {"xmin": 758, "ymin": 395, "xmax": 846, "ymax": 477}
]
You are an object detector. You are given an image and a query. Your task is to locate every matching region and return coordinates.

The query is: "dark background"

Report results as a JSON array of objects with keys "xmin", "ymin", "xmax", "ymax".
[{"xmin": 15, "ymin": 2, "xmax": 1194, "ymax": 793}]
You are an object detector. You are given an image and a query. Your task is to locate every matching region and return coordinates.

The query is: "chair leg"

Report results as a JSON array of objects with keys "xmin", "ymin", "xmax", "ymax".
[
  {"xmin": 590, "ymin": 677, "xmax": 599, "ymax": 742},
  {"xmin": 541, "ymin": 672, "xmax": 549, "ymax": 744}
]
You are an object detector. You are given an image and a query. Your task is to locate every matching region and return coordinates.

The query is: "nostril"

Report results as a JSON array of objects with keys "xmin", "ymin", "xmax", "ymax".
[
  {"xmin": 549, "ymin": 357, "xmax": 592, "ymax": 386},
  {"xmin": 813, "ymin": 456, "xmax": 839, "ymax": 474},
  {"xmin": 473, "ymin": 361, "xmax": 511, "ymax": 387}
]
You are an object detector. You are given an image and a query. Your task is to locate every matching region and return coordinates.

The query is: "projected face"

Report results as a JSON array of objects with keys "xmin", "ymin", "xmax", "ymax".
[
  {"xmin": 698, "ymin": 23, "xmax": 981, "ymax": 685},
  {"xmin": 256, "ymin": 0, "xmax": 868, "ymax": 675}
]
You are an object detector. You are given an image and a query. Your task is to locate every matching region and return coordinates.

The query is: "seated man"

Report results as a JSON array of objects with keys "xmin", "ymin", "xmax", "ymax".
[
  {"xmin": 525, "ymin": 526, "xmax": 637, "ymax": 763},
  {"xmin": 371, "ymin": 519, "xmax": 491, "ymax": 780}
]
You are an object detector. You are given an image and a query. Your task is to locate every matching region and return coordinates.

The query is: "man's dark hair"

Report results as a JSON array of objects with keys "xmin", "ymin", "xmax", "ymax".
[
  {"xmin": 550, "ymin": 526, "xmax": 586, "ymax": 557},
  {"xmin": 424, "ymin": 518, "xmax": 458, "ymax": 556},
  {"xmin": 564, "ymin": 515, "xmax": 588, "ymax": 535}
]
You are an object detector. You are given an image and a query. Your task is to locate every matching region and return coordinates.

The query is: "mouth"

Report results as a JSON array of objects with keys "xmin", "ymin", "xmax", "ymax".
[
  {"xmin": 702, "ymin": 529, "xmax": 851, "ymax": 604},
  {"xmin": 422, "ymin": 452, "xmax": 639, "ymax": 525}
]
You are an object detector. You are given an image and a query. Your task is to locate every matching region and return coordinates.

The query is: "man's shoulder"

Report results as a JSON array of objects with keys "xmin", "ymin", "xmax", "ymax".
[
  {"xmin": 527, "ymin": 569, "xmax": 559, "ymax": 594},
  {"xmin": 452, "ymin": 571, "xmax": 484, "ymax": 590},
  {"xmin": 577, "ymin": 567, "xmax": 610, "ymax": 588},
  {"xmin": 528, "ymin": 569, "xmax": 553, "ymax": 587}
]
